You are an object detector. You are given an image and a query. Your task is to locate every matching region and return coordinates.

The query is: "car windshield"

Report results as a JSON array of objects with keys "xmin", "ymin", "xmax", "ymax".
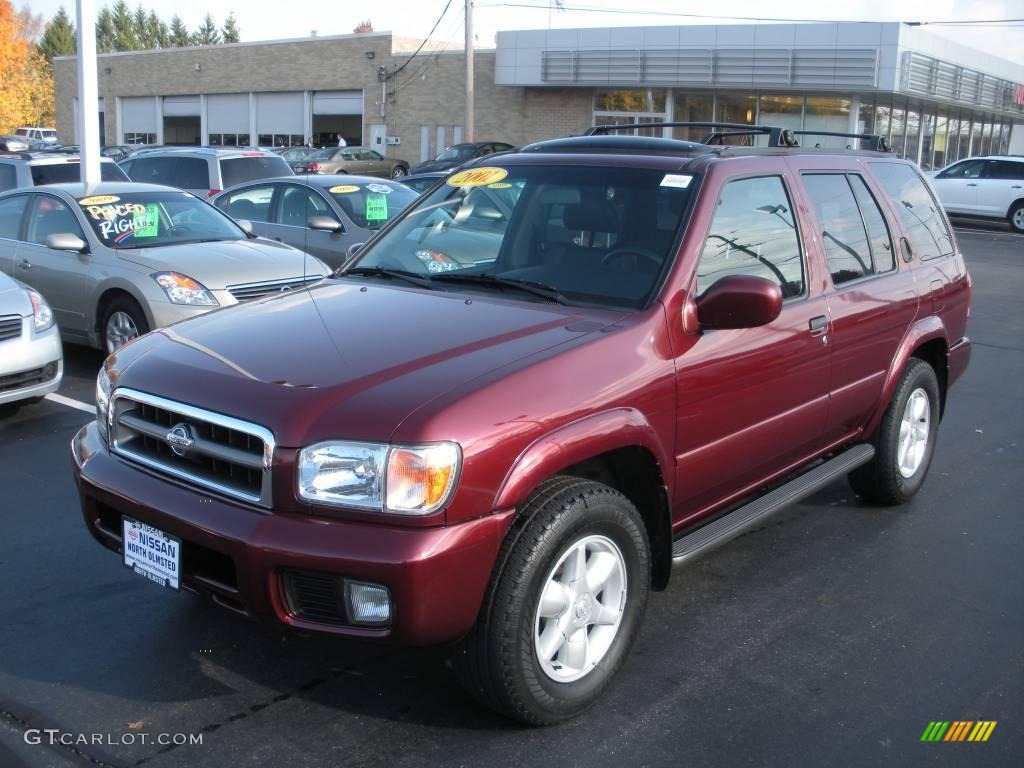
[
  {"xmin": 77, "ymin": 190, "xmax": 246, "ymax": 249},
  {"xmin": 31, "ymin": 162, "xmax": 128, "ymax": 186},
  {"xmin": 220, "ymin": 155, "xmax": 293, "ymax": 187},
  {"xmin": 347, "ymin": 164, "xmax": 693, "ymax": 310},
  {"xmin": 327, "ymin": 181, "xmax": 418, "ymax": 230},
  {"xmin": 435, "ymin": 145, "xmax": 476, "ymax": 162}
]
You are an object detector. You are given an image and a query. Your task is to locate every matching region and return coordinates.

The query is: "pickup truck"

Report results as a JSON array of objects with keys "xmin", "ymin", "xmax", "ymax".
[{"xmin": 72, "ymin": 126, "xmax": 971, "ymax": 725}]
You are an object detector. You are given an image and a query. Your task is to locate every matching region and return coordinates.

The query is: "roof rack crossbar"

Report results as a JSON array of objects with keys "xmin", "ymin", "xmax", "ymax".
[
  {"xmin": 791, "ymin": 130, "xmax": 892, "ymax": 152},
  {"xmin": 584, "ymin": 121, "xmax": 800, "ymax": 147}
]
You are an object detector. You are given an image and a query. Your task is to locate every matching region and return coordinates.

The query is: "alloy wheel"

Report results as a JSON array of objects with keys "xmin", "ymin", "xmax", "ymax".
[
  {"xmin": 105, "ymin": 310, "xmax": 139, "ymax": 353},
  {"xmin": 897, "ymin": 387, "xmax": 930, "ymax": 478}
]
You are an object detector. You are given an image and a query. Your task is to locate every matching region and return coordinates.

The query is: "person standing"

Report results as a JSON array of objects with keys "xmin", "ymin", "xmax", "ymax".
[{"xmin": 337, "ymin": 133, "xmax": 347, "ymax": 148}]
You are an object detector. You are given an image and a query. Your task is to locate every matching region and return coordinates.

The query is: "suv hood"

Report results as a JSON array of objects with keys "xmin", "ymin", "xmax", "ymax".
[
  {"xmin": 113, "ymin": 280, "xmax": 617, "ymax": 447},
  {"xmin": 116, "ymin": 238, "xmax": 327, "ymax": 289}
]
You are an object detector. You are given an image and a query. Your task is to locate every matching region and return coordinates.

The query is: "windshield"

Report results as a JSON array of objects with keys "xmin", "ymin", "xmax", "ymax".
[
  {"xmin": 435, "ymin": 145, "xmax": 476, "ymax": 162},
  {"xmin": 77, "ymin": 190, "xmax": 245, "ymax": 249},
  {"xmin": 32, "ymin": 162, "xmax": 128, "ymax": 186},
  {"xmin": 348, "ymin": 164, "xmax": 693, "ymax": 310},
  {"xmin": 328, "ymin": 181, "xmax": 418, "ymax": 230},
  {"xmin": 220, "ymin": 155, "xmax": 293, "ymax": 187}
]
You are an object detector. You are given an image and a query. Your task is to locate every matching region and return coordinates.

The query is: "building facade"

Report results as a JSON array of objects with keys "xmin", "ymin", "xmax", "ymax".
[{"xmin": 54, "ymin": 22, "xmax": 1024, "ymax": 168}]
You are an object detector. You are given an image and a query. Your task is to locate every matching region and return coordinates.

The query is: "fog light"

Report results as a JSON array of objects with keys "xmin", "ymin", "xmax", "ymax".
[
  {"xmin": 345, "ymin": 580, "xmax": 391, "ymax": 626},
  {"xmin": 43, "ymin": 362, "xmax": 58, "ymax": 381}
]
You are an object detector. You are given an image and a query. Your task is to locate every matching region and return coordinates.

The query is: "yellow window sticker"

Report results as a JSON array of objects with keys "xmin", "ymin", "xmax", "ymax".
[
  {"xmin": 447, "ymin": 167, "xmax": 508, "ymax": 188},
  {"xmin": 329, "ymin": 185, "xmax": 360, "ymax": 194},
  {"xmin": 487, "ymin": 182, "xmax": 512, "ymax": 189},
  {"xmin": 78, "ymin": 195, "xmax": 120, "ymax": 206}
]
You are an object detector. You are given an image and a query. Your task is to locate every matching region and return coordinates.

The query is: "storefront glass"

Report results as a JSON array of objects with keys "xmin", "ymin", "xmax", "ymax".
[
  {"xmin": 889, "ymin": 103, "xmax": 906, "ymax": 157},
  {"xmin": 714, "ymin": 93, "xmax": 757, "ymax": 144},
  {"xmin": 803, "ymin": 96, "xmax": 851, "ymax": 148},
  {"xmin": 905, "ymin": 106, "xmax": 921, "ymax": 164},
  {"xmin": 671, "ymin": 93, "xmax": 714, "ymax": 141},
  {"xmin": 594, "ymin": 89, "xmax": 668, "ymax": 136},
  {"xmin": 932, "ymin": 115, "xmax": 948, "ymax": 170}
]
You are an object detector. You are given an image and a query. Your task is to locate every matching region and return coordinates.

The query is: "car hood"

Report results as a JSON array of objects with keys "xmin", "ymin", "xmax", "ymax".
[
  {"xmin": 113, "ymin": 280, "xmax": 617, "ymax": 447},
  {"xmin": 116, "ymin": 238, "xmax": 328, "ymax": 290},
  {"xmin": 410, "ymin": 159, "xmax": 459, "ymax": 174},
  {"xmin": 0, "ymin": 272, "xmax": 31, "ymax": 315}
]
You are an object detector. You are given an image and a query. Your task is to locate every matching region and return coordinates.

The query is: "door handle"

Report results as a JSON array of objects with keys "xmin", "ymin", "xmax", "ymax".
[
  {"xmin": 808, "ymin": 315, "xmax": 828, "ymax": 334},
  {"xmin": 966, "ymin": 183, "xmax": 977, "ymax": 187},
  {"xmin": 274, "ymin": 237, "xmax": 282, "ymax": 242},
  {"xmin": 18, "ymin": 258, "xmax": 31, "ymax": 270},
  {"xmin": 1012, "ymin": 185, "xmax": 1023, "ymax": 189}
]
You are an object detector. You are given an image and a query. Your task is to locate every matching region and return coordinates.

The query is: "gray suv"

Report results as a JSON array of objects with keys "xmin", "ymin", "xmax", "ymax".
[
  {"xmin": 0, "ymin": 153, "xmax": 128, "ymax": 192},
  {"xmin": 120, "ymin": 148, "xmax": 293, "ymax": 199}
]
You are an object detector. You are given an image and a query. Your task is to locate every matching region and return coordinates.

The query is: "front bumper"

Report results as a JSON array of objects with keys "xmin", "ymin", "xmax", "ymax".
[
  {"xmin": 0, "ymin": 319, "xmax": 62, "ymax": 405},
  {"xmin": 71, "ymin": 421, "xmax": 512, "ymax": 644}
]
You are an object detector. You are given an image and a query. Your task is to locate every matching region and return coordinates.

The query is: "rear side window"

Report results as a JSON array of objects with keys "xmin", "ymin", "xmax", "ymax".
[
  {"xmin": 172, "ymin": 158, "xmax": 210, "ymax": 189},
  {"xmin": 220, "ymin": 156, "xmax": 292, "ymax": 188},
  {"xmin": 26, "ymin": 196, "xmax": 85, "ymax": 245},
  {"xmin": 0, "ymin": 163, "xmax": 16, "ymax": 191},
  {"xmin": 985, "ymin": 160, "xmax": 1024, "ymax": 180},
  {"xmin": 0, "ymin": 195, "xmax": 27, "ymax": 238},
  {"xmin": 101, "ymin": 163, "xmax": 129, "ymax": 182},
  {"xmin": 696, "ymin": 175, "xmax": 805, "ymax": 298},
  {"xmin": 127, "ymin": 156, "xmax": 178, "ymax": 184},
  {"xmin": 869, "ymin": 162, "xmax": 953, "ymax": 261},
  {"xmin": 217, "ymin": 185, "xmax": 275, "ymax": 222},
  {"xmin": 802, "ymin": 174, "xmax": 895, "ymax": 285},
  {"xmin": 32, "ymin": 162, "xmax": 129, "ymax": 186}
]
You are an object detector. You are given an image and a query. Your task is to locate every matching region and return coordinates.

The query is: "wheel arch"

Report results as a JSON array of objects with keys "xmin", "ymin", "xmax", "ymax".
[{"xmin": 94, "ymin": 282, "xmax": 153, "ymax": 345}]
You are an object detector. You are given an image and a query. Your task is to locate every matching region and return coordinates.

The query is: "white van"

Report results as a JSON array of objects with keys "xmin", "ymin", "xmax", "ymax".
[{"xmin": 14, "ymin": 127, "xmax": 58, "ymax": 144}]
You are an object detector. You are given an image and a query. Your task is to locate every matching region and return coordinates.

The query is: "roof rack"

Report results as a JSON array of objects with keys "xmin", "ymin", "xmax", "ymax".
[
  {"xmin": 585, "ymin": 121, "xmax": 800, "ymax": 148},
  {"xmin": 792, "ymin": 130, "xmax": 891, "ymax": 152}
]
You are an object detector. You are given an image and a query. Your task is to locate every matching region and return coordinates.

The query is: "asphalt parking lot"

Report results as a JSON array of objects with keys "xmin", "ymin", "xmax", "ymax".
[{"xmin": 0, "ymin": 221, "xmax": 1021, "ymax": 768}]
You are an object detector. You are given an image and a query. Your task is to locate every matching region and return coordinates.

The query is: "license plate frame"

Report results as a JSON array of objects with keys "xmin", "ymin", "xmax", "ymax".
[{"xmin": 122, "ymin": 516, "xmax": 181, "ymax": 591}]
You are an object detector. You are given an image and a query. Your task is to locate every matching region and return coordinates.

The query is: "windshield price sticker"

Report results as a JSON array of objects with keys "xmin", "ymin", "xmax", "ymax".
[
  {"xmin": 78, "ymin": 195, "xmax": 120, "ymax": 206},
  {"xmin": 660, "ymin": 174, "xmax": 694, "ymax": 189},
  {"xmin": 487, "ymin": 182, "xmax": 513, "ymax": 189},
  {"xmin": 367, "ymin": 183, "xmax": 393, "ymax": 194},
  {"xmin": 365, "ymin": 193, "xmax": 388, "ymax": 222},
  {"xmin": 447, "ymin": 167, "xmax": 508, "ymax": 188},
  {"xmin": 133, "ymin": 205, "xmax": 160, "ymax": 238},
  {"xmin": 329, "ymin": 185, "xmax": 360, "ymax": 194}
]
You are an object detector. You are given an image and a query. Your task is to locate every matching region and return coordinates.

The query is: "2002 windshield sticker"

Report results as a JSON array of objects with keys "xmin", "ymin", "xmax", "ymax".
[{"xmin": 79, "ymin": 198, "xmax": 159, "ymax": 242}]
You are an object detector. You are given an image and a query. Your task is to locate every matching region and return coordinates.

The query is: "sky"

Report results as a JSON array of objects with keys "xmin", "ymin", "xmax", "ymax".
[{"xmin": 26, "ymin": 0, "xmax": 1024, "ymax": 54}]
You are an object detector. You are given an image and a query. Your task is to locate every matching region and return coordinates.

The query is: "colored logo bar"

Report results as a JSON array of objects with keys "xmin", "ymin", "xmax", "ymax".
[{"xmin": 921, "ymin": 721, "xmax": 997, "ymax": 742}]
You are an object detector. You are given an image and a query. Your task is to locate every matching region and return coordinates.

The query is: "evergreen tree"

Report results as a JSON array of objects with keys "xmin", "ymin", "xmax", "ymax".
[
  {"xmin": 221, "ymin": 12, "xmax": 240, "ymax": 44},
  {"xmin": 132, "ymin": 5, "xmax": 151, "ymax": 49},
  {"xmin": 169, "ymin": 15, "xmax": 190, "ymax": 47},
  {"xmin": 148, "ymin": 12, "xmax": 168, "ymax": 49},
  {"xmin": 194, "ymin": 13, "xmax": 220, "ymax": 46},
  {"xmin": 37, "ymin": 6, "xmax": 76, "ymax": 62},
  {"xmin": 95, "ymin": 7, "xmax": 116, "ymax": 53},
  {"xmin": 110, "ymin": 1, "xmax": 137, "ymax": 50}
]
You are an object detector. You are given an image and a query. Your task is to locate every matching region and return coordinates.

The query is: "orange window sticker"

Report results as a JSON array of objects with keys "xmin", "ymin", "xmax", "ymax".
[
  {"xmin": 78, "ymin": 195, "xmax": 120, "ymax": 206},
  {"xmin": 329, "ymin": 185, "xmax": 360, "ymax": 194},
  {"xmin": 447, "ymin": 167, "xmax": 508, "ymax": 188}
]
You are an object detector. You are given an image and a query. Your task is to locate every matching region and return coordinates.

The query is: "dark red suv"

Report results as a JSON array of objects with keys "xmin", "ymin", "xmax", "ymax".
[{"xmin": 72, "ymin": 125, "xmax": 970, "ymax": 725}]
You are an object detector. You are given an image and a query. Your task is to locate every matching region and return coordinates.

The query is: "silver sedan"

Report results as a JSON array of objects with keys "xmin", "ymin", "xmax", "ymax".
[
  {"xmin": 0, "ymin": 182, "xmax": 330, "ymax": 353},
  {"xmin": 0, "ymin": 270, "xmax": 62, "ymax": 409}
]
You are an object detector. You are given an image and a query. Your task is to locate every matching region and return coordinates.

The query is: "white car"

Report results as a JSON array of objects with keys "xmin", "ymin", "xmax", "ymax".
[
  {"xmin": 930, "ymin": 156, "xmax": 1024, "ymax": 233},
  {"xmin": 0, "ymin": 271, "xmax": 63, "ymax": 410}
]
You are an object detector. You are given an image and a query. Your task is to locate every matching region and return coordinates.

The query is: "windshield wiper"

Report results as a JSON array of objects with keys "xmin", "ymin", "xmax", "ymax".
[
  {"xmin": 430, "ymin": 273, "xmax": 568, "ymax": 305},
  {"xmin": 342, "ymin": 266, "xmax": 435, "ymax": 289}
]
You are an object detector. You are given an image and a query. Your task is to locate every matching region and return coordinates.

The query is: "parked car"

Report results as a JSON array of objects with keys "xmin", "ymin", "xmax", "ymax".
[
  {"xmin": 70, "ymin": 129, "xmax": 970, "ymax": 725},
  {"xmin": 0, "ymin": 136, "xmax": 29, "ymax": 152},
  {"xmin": 271, "ymin": 146, "xmax": 317, "ymax": 173},
  {"xmin": 119, "ymin": 147, "xmax": 293, "ymax": 199},
  {"xmin": 101, "ymin": 145, "xmax": 136, "ymax": 162},
  {"xmin": 0, "ymin": 271, "xmax": 62, "ymax": 410},
  {"xmin": 400, "ymin": 171, "xmax": 449, "ymax": 195},
  {"xmin": 0, "ymin": 153, "xmax": 129, "ymax": 192},
  {"xmin": 213, "ymin": 175, "xmax": 418, "ymax": 269},
  {"xmin": 13, "ymin": 127, "xmax": 58, "ymax": 144},
  {"xmin": 0, "ymin": 182, "xmax": 329, "ymax": 353},
  {"xmin": 410, "ymin": 141, "xmax": 515, "ymax": 174},
  {"xmin": 302, "ymin": 147, "xmax": 409, "ymax": 179},
  {"xmin": 930, "ymin": 155, "xmax": 1024, "ymax": 233}
]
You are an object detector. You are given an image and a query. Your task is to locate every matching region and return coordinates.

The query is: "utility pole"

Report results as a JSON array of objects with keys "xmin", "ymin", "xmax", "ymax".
[
  {"xmin": 465, "ymin": 0, "xmax": 474, "ymax": 142},
  {"xmin": 75, "ymin": 0, "xmax": 101, "ymax": 186}
]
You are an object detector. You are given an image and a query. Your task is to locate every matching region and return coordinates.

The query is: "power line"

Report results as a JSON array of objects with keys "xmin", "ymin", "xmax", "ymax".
[{"xmin": 391, "ymin": 0, "xmax": 455, "ymax": 79}]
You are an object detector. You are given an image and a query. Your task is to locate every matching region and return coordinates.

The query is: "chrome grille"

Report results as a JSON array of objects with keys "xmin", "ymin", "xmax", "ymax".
[
  {"xmin": 110, "ymin": 388, "xmax": 275, "ymax": 507},
  {"xmin": 226, "ymin": 276, "xmax": 322, "ymax": 303},
  {"xmin": 0, "ymin": 314, "xmax": 21, "ymax": 342}
]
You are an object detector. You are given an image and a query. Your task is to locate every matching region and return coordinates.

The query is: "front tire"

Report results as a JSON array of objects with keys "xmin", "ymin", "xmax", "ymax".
[
  {"xmin": 101, "ymin": 296, "xmax": 149, "ymax": 354},
  {"xmin": 1009, "ymin": 201, "xmax": 1024, "ymax": 234},
  {"xmin": 849, "ymin": 358, "xmax": 941, "ymax": 505},
  {"xmin": 391, "ymin": 166, "xmax": 408, "ymax": 179},
  {"xmin": 455, "ymin": 476, "xmax": 650, "ymax": 725}
]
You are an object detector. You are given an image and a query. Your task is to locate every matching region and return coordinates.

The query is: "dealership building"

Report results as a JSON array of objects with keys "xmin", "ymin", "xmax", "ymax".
[{"xmin": 54, "ymin": 20, "xmax": 1024, "ymax": 168}]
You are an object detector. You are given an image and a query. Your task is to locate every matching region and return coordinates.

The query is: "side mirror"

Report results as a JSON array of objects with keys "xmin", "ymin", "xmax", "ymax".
[
  {"xmin": 695, "ymin": 275, "xmax": 783, "ymax": 330},
  {"xmin": 236, "ymin": 219, "xmax": 255, "ymax": 235},
  {"xmin": 347, "ymin": 241, "xmax": 366, "ymax": 259},
  {"xmin": 308, "ymin": 215, "xmax": 342, "ymax": 233},
  {"xmin": 46, "ymin": 233, "xmax": 88, "ymax": 253}
]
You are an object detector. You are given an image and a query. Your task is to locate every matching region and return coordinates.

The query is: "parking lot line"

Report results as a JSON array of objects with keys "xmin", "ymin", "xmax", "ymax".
[{"xmin": 45, "ymin": 393, "xmax": 95, "ymax": 414}]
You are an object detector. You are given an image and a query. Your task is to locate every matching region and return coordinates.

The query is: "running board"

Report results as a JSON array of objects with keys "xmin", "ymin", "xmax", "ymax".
[{"xmin": 671, "ymin": 444, "xmax": 875, "ymax": 565}]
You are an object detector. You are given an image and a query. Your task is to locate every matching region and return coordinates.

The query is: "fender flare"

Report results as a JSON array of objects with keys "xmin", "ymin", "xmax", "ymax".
[
  {"xmin": 864, "ymin": 315, "xmax": 948, "ymax": 437},
  {"xmin": 92, "ymin": 279, "xmax": 154, "ymax": 339},
  {"xmin": 492, "ymin": 407, "xmax": 673, "ymax": 511}
]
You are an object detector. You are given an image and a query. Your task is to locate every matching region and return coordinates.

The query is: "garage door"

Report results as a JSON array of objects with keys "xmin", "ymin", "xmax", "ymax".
[
  {"xmin": 121, "ymin": 97, "xmax": 157, "ymax": 134},
  {"xmin": 163, "ymin": 95, "xmax": 200, "ymax": 117},
  {"xmin": 208, "ymin": 93, "xmax": 250, "ymax": 134},
  {"xmin": 255, "ymin": 92, "xmax": 304, "ymax": 135},
  {"xmin": 312, "ymin": 90, "xmax": 363, "ymax": 115}
]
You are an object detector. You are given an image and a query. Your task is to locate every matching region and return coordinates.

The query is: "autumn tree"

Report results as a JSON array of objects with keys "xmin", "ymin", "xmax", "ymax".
[
  {"xmin": 37, "ymin": 6, "xmax": 76, "ymax": 62},
  {"xmin": 0, "ymin": 0, "xmax": 55, "ymax": 132},
  {"xmin": 222, "ymin": 13, "xmax": 240, "ymax": 44},
  {"xmin": 353, "ymin": 20, "xmax": 373, "ymax": 33}
]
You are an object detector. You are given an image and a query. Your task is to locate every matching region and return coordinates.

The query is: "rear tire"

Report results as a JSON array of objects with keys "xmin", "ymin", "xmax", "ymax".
[
  {"xmin": 391, "ymin": 166, "xmax": 408, "ymax": 179},
  {"xmin": 454, "ymin": 476, "xmax": 650, "ymax": 725},
  {"xmin": 1009, "ymin": 201, "xmax": 1024, "ymax": 234},
  {"xmin": 849, "ymin": 358, "xmax": 941, "ymax": 505}
]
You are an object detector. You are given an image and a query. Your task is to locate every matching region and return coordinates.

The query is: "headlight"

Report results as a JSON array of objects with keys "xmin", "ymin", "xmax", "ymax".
[
  {"xmin": 27, "ymin": 288, "xmax": 54, "ymax": 332},
  {"xmin": 96, "ymin": 367, "xmax": 112, "ymax": 442},
  {"xmin": 152, "ymin": 272, "xmax": 219, "ymax": 306},
  {"xmin": 297, "ymin": 441, "xmax": 461, "ymax": 515}
]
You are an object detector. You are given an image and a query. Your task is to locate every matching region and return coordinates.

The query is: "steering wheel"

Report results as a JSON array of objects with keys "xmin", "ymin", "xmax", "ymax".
[
  {"xmin": 166, "ymin": 224, "xmax": 194, "ymax": 236},
  {"xmin": 600, "ymin": 247, "xmax": 663, "ymax": 270}
]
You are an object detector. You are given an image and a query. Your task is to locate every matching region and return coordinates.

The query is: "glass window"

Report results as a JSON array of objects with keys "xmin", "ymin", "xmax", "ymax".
[
  {"xmin": 874, "ymin": 98, "xmax": 891, "ymax": 141},
  {"xmin": 985, "ymin": 160, "xmax": 1024, "ymax": 180},
  {"xmin": 696, "ymin": 176, "xmax": 804, "ymax": 298},
  {"xmin": 937, "ymin": 159, "xmax": 985, "ymax": 179},
  {"xmin": 758, "ymin": 95, "xmax": 802, "ymax": 146},
  {"xmin": 869, "ymin": 162, "xmax": 954, "ymax": 260},
  {"xmin": 889, "ymin": 103, "xmax": 906, "ymax": 158},
  {"xmin": 328, "ymin": 181, "xmax": 418, "ymax": 230},
  {"xmin": 216, "ymin": 184, "xmax": 275, "ymax": 222},
  {"xmin": 803, "ymin": 97, "xmax": 852, "ymax": 149},
  {"xmin": 277, "ymin": 185, "xmax": 334, "ymax": 228},
  {"xmin": 957, "ymin": 117, "xmax": 971, "ymax": 162},
  {"xmin": 172, "ymin": 158, "xmax": 210, "ymax": 189},
  {"xmin": 714, "ymin": 94, "xmax": 757, "ymax": 145},
  {"xmin": 27, "ymin": 195, "xmax": 85, "ymax": 245},
  {"xmin": 0, "ymin": 195, "xmax": 27, "ymax": 238},
  {"xmin": 594, "ymin": 89, "xmax": 667, "ymax": 113},
  {"xmin": 970, "ymin": 119, "xmax": 982, "ymax": 157},
  {"xmin": 904, "ymin": 106, "xmax": 921, "ymax": 163},
  {"xmin": 219, "ymin": 156, "xmax": 292, "ymax": 188},
  {"xmin": 29, "ymin": 162, "xmax": 126, "ymax": 186},
  {"xmin": 0, "ymin": 163, "xmax": 17, "ymax": 192},
  {"xmin": 126, "ymin": 156, "xmax": 178, "ymax": 184},
  {"xmin": 850, "ymin": 175, "xmax": 895, "ymax": 273},
  {"xmin": 802, "ymin": 174, "xmax": 872, "ymax": 284},
  {"xmin": 671, "ymin": 93, "xmax": 714, "ymax": 142},
  {"xmin": 933, "ymin": 115, "xmax": 949, "ymax": 170}
]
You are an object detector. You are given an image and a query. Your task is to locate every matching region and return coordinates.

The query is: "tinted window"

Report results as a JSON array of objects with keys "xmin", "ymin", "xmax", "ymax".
[
  {"xmin": 328, "ymin": 182, "xmax": 418, "ymax": 230},
  {"xmin": 984, "ymin": 160, "xmax": 1024, "ymax": 180},
  {"xmin": 937, "ymin": 160, "xmax": 985, "ymax": 179},
  {"xmin": 28, "ymin": 162, "xmax": 126, "ymax": 186},
  {"xmin": 869, "ymin": 162, "xmax": 954, "ymax": 260},
  {"xmin": 803, "ymin": 174, "xmax": 872, "ymax": 284},
  {"xmin": 0, "ymin": 163, "xmax": 16, "ymax": 191},
  {"xmin": 849, "ymin": 175, "xmax": 895, "ymax": 273},
  {"xmin": 126, "ymin": 156, "xmax": 178, "ymax": 184},
  {"xmin": 0, "ymin": 195, "xmax": 27, "ymax": 238},
  {"xmin": 696, "ymin": 176, "xmax": 804, "ymax": 298},
  {"xmin": 217, "ymin": 185, "xmax": 275, "ymax": 222},
  {"xmin": 27, "ymin": 196, "xmax": 85, "ymax": 244},
  {"xmin": 277, "ymin": 185, "xmax": 334, "ymax": 227},
  {"xmin": 172, "ymin": 157, "xmax": 211, "ymax": 189},
  {"xmin": 219, "ymin": 156, "xmax": 292, "ymax": 188}
]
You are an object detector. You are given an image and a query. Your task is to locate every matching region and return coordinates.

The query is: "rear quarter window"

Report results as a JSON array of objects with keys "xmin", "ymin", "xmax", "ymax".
[
  {"xmin": 0, "ymin": 195, "xmax": 27, "ymax": 237},
  {"xmin": 127, "ymin": 156, "xmax": 178, "ymax": 184},
  {"xmin": 220, "ymin": 156, "xmax": 293, "ymax": 188},
  {"xmin": 172, "ymin": 158, "xmax": 211, "ymax": 189},
  {"xmin": 869, "ymin": 162, "xmax": 953, "ymax": 261},
  {"xmin": 0, "ymin": 163, "xmax": 16, "ymax": 191}
]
